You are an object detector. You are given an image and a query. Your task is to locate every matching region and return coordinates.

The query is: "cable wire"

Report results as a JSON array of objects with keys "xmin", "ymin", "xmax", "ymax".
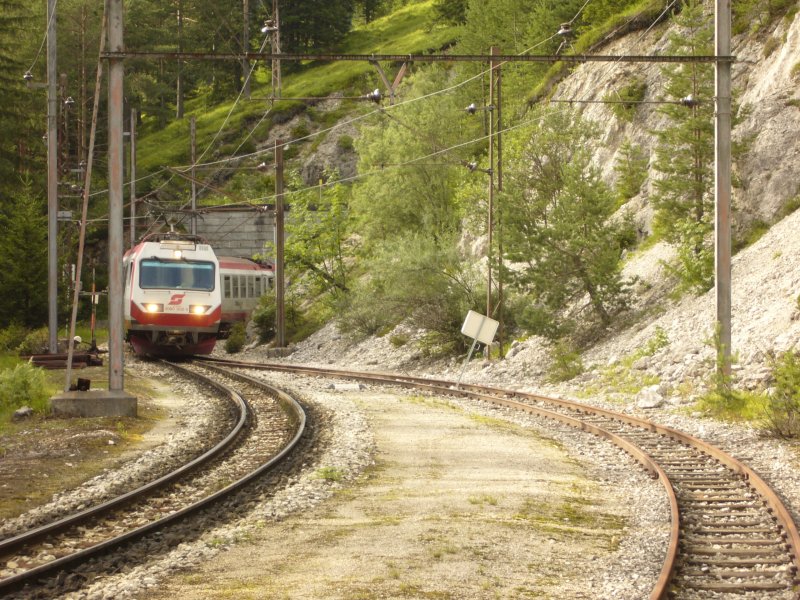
[{"xmin": 27, "ymin": 0, "xmax": 59, "ymax": 76}]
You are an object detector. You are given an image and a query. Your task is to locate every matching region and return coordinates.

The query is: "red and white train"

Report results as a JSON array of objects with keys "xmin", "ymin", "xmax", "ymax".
[{"xmin": 123, "ymin": 233, "xmax": 272, "ymax": 357}]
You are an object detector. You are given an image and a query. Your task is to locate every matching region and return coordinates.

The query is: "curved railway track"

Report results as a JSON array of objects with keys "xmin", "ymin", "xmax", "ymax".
[
  {"xmin": 201, "ymin": 356, "xmax": 800, "ymax": 599},
  {"xmin": 0, "ymin": 362, "xmax": 306, "ymax": 597}
]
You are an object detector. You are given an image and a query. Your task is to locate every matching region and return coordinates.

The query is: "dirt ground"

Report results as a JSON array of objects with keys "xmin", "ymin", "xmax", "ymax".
[
  {"xmin": 0, "ymin": 367, "xmax": 166, "ymax": 520},
  {"xmin": 147, "ymin": 392, "xmax": 628, "ymax": 600}
]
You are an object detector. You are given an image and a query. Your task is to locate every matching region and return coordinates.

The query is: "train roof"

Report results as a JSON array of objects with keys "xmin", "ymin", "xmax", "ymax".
[{"xmin": 218, "ymin": 256, "xmax": 274, "ymax": 272}]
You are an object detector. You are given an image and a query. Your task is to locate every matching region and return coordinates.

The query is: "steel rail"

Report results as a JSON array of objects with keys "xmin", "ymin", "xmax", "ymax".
[
  {"xmin": 200, "ymin": 356, "xmax": 800, "ymax": 599},
  {"xmin": 0, "ymin": 361, "xmax": 247, "ymax": 556},
  {"xmin": 0, "ymin": 363, "xmax": 305, "ymax": 596}
]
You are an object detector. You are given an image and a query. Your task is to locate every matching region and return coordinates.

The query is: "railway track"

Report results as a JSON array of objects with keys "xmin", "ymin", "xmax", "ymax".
[
  {"xmin": 0, "ymin": 362, "xmax": 305, "ymax": 597},
  {"xmin": 201, "ymin": 356, "xmax": 800, "ymax": 599}
]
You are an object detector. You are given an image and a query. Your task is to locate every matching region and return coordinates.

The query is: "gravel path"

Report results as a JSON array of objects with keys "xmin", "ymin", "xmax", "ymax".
[{"xmin": 145, "ymin": 381, "xmax": 666, "ymax": 600}]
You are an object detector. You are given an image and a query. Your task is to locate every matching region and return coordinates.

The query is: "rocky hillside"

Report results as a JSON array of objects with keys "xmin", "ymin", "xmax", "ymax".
[{"xmin": 254, "ymin": 6, "xmax": 800, "ymax": 408}]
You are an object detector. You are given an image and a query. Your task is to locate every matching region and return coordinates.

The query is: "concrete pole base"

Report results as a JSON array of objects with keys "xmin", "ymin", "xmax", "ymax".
[{"xmin": 50, "ymin": 390, "xmax": 138, "ymax": 418}]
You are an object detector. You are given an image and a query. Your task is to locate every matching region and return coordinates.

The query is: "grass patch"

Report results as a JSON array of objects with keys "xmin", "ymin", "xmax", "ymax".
[
  {"xmin": 315, "ymin": 466, "xmax": 346, "ymax": 482},
  {"xmin": 468, "ymin": 494, "xmax": 499, "ymax": 506},
  {"xmin": 696, "ymin": 388, "xmax": 767, "ymax": 422},
  {"xmin": 581, "ymin": 327, "xmax": 667, "ymax": 397},
  {"xmin": 514, "ymin": 486, "xmax": 625, "ymax": 551},
  {"xmin": 135, "ymin": 0, "xmax": 459, "ymax": 192}
]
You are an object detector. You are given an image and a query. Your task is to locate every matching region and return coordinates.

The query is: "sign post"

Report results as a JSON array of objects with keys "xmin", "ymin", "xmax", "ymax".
[{"xmin": 458, "ymin": 310, "xmax": 499, "ymax": 387}]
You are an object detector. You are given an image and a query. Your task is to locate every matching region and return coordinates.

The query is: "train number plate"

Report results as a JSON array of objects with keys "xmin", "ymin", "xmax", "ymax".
[{"xmin": 164, "ymin": 305, "xmax": 190, "ymax": 314}]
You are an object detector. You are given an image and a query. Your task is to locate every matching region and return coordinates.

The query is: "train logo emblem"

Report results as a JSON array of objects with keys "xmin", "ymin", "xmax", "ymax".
[{"xmin": 168, "ymin": 293, "xmax": 186, "ymax": 306}]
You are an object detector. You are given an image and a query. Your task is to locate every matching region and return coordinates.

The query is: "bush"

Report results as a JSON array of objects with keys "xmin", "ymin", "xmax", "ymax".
[
  {"xmin": 548, "ymin": 341, "xmax": 584, "ymax": 382},
  {"xmin": 251, "ymin": 291, "xmax": 308, "ymax": 344},
  {"xmin": 224, "ymin": 322, "xmax": 247, "ymax": 354},
  {"xmin": 604, "ymin": 77, "xmax": 647, "ymax": 122},
  {"xmin": 0, "ymin": 363, "xmax": 49, "ymax": 415},
  {"xmin": 336, "ymin": 285, "xmax": 398, "ymax": 339},
  {"xmin": 291, "ymin": 122, "xmax": 311, "ymax": 139},
  {"xmin": 337, "ymin": 236, "xmax": 482, "ymax": 355},
  {"xmin": 252, "ymin": 295, "xmax": 277, "ymax": 342},
  {"xmin": 16, "ymin": 327, "xmax": 50, "ymax": 355},
  {"xmin": 336, "ymin": 135, "xmax": 354, "ymax": 151},
  {"xmin": 763, "ymin": 351, "xmax": 800, "ymax": 438},
  {"xmin": 389, "ymin": 334, "xmax": 409, "ymax": 347},
  {"xmin": 0, "ymin": 324, "xmax": 29, "ymax": 352}
]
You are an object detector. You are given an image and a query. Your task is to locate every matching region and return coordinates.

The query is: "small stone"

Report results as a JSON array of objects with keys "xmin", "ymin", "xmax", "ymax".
[
  {"xmin": 636, "ymin": 385, "xmax": 664, "ymax": 409},
  {"xmin": 12, "ymin": 406, "xmax": 33, "ymax": 421}
]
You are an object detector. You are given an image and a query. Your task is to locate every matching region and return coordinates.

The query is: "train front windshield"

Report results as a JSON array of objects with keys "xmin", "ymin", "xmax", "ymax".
[{"xmin": 139, "ymin": 259, "xmax": 215, "ymax": 291}]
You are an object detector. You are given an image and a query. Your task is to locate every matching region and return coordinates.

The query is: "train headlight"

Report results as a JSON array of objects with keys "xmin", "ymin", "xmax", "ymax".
[
  {"xmin": 190, "ymin": 304, "xmax": 210, "ymax": 315},
  {"xmin": 144, "ymin": 303, "xmax": 163, "ymax": 313}
]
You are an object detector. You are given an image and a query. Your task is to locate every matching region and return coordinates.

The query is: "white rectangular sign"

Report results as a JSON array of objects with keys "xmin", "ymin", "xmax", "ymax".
[{"xmin": 461, "ymin": 310, "xmax": 499, "ymax": 345}]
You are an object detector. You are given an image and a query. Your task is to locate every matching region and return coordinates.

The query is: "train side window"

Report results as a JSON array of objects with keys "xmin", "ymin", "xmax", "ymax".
[
  {"xmin": 248, "ymin": 276, "xmax": 255, "ymax": 298},
  {"xmin": 255, "ymin": 277, "xmax": 262, "ymax": 296},
  {"xmin": 232, "ymin": 276, "xmax": 239, "ymax": 299},
  {"xmin": 224, "ymin": 276, "xmax": 231, "ymax": 298}
]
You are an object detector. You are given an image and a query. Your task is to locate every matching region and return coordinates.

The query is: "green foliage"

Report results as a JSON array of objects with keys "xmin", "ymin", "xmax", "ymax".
[
  {"xmin": 252, "ymin": 294, "xmax": 278, "ymax": 343},
  {"xmin": 581, "ymin": 0, "xmax": 644, "ymax": 25},
  {"xmin": 502, "ymin": 107, "xmax": 635, "ymax": 340},
  {"xmin": 0, "ymin": 363, "xmax": 49, "ymax": 416},
  {"xmin": 434, "ymin": 0, "xmax": 468, "ymax": 24},
  {"xmin": 389, "ymin": 333, "xmax": 409, "ymax": 347},
  {"xmin": 315, "ymin": 466, "xmax": 345, "ymax": 481},
  {"xmin": 280, "ymin": 0, "xmax": 356, "ymax": 52},
  {"xmin": 695, "ymin": 324, "xmax": 743, "ymax": 414},
  {"xmin": 613, "ymin": 140, "xmax": 649, "ymax": 204},
  {"xmin": 733, "ymin": 0, "xmax": 798, "ymax": 34},
  {"xmin": 697, "ymin": 387, "xmax": 766, "ymax": 422},
  {"xmin": 0, "ymin": 1, "xmax": 39, "ymax": 200},
  {"xmin": 604, "ymin": 77, "xmax": 647, "ymax": 122},
  {"xmin": 0, "ymin": 186, "xmax": 48, "ymax": 328},
  {"xmin": 779, "ymin": 195, "xmax": 800, "ymax": 221},
  {"xmin": 278, "ymin": 176, "xmax": 353, "ymax": 302},
  {"xmin": 336, "ymin": 135, "xmax": 354, "ymax": 151},
  {"xmin": 15, "ymin": 327, "xmax": 49, "ymax": 356},
  {"xmin": 291, "ymin": 122, "xmax": 311, "ymax": 139},
  {"xmin": 132, "ymin": 1, "xmax": 459, "ymax": 190},
  {"xmin": 224, "ymin": 322, "xmax": 247, "ymax": 354},
  {"xmin": 338, "ymin": 234, "xmax": 481, "ymax": 354},
  {"xmin": 733, "ymin": 219, "xmax": 770, "ymax": 253},
  {"xmin": 641, "ymin": 326, "xmax": 669, "ymax": 357},
  {"xmin": 763, "ymin": 351, "xmax": 800, "ymax": 438},
  {"xmin": 527, "ymin": 0, "xmax": 669, "ymax": 103},
  {"xmin": 251, "ymin": 290, "xmax": 316, "ymax": 344},
  {"xmin": 351, "ymin": 66, "xmax": 466, "ymax": 252},
  {"xmin": 651, "ymin": 1, "xmax": 715, "ymax": 293},
  {"xmin": 668, "ymin": 220, "xmax": 715, "ymax": 294},
  {"xmin": 336, "ymin": 284, "xmax": 398, "ymax": 338},
  {"xmin": 548, "ymin": 341, "xmax": 584, "ymax": 382},
  {"xmin": 762, "ymin": 36, "xmax": 780, "ymax": 58},
  {"xmin": 0, "ymin": 324, "xmax": 29, "ymax": 353},
  {"xmin": 354, "ymin": 0, "xmax": 391, "ymax": 24}
]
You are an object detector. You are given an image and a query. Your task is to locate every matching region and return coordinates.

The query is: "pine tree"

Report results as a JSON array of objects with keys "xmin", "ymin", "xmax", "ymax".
[
  {"xmin": 0, "ymin": 186, "xmax": 48, "ymax": 327},
  {"xmin": 502, "ymin": 107, "xmax": 635, "ymax": 339},
  {"xmin": 614, "ymin": 139, "xmax": 648, "ymax": 204},
  {"xmin": 651, "ymin": 0, "xmax": 715, "ymax": 292},
  {"xmin": 0, "ymin": 1, "xmax": 38, "ymax": 201}
]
